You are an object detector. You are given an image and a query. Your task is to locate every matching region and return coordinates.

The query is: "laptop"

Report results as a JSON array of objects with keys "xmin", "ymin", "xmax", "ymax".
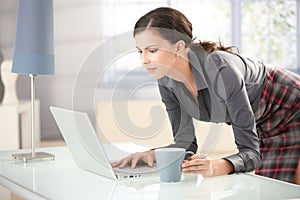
[{"xmin": 50, "ymin": 106, "xmax": 158, "ymax": 180}]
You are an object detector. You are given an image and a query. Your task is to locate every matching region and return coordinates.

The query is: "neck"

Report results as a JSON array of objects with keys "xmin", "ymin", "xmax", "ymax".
[{"xmin": 168, "ymin": 51, "xmax": 198, "ymax": 97}]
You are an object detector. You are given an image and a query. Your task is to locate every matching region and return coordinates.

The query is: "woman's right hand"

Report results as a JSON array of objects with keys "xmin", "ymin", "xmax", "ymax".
[{"xmin": 111, "ymin": 150, "xmax": 155, "ymax": 169}]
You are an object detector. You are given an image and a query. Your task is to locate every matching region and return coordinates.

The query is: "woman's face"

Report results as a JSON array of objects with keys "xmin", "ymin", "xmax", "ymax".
[{"xmin": 135, "ymin": 29, "xmax": 177, "ymax": 80}]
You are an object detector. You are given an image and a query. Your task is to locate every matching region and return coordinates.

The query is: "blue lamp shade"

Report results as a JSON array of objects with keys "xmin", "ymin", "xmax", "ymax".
[{"xmin": 12, "ymin": 0, "xmax": 55, "ymax": 75}]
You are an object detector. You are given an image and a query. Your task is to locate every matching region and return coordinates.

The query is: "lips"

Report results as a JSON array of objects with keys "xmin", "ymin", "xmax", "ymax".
[{"xmin": 145, "ymin": 67, "xmax": 157, "ymax": 73}]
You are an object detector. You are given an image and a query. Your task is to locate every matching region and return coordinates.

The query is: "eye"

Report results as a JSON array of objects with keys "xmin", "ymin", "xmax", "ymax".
[
  {"xmin": 137, "ymin": 49, "xmax": 142, "ymax": 54},
  {"xmin": 148, "ymin": 48, "xmax": 158, "ymax": 53}
]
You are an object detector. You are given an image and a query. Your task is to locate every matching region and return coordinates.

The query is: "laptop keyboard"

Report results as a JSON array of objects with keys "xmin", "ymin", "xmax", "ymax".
[{"xmin": 113, "ymin": 164, "xmax": 157, "ymax": 174}]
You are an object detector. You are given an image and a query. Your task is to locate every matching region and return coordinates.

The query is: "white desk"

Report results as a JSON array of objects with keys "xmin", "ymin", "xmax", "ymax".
[{"xmin": 0, "ymin": 146, "xmax": 299, "ymax": 200}]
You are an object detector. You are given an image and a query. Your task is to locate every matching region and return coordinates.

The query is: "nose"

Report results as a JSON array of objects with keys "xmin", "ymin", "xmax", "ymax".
[{"xmin": 140, "ymin": 52, "xmax": 150, "ymax": 64}]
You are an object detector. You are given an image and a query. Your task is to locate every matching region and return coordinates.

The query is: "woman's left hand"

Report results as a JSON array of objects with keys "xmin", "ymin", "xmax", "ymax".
[{"xmin": 181, "ymin": 154, "xmax": 213, "ymax": 177}]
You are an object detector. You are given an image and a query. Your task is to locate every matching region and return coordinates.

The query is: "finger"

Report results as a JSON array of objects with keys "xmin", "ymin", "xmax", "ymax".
[
  {"xmin": 182, "ymin": 159, "xmax": 211, "ymax": 172},
  {"xmin": 182, "ymin": 166, "xmax": 212, "ymax": 177},
  {"xmin": 189, "ymin": 153, "xmax": 207, "ymax": 160},
  {"xmin": 188, "ymin": 158, "xmax": 207, "ymax": 166},
  {"xmin": 182, "ymin": 159, "xmax": 193, "ymax": 168},
  {"xmin": 182, "ymin": 165, "xmax": 206, "ymax": 172},
  {"xmin": 182, "ymin": 159, "xmax": 205, "ymax": 169},
  {"xmin": 183, "ymin": 159, "xmax": 189, "ymax": 163},
  {"xmin": 119, "ymin": 161, "xmax": 129, "ymax": 169},
  {"xmin": 189, "ymin": 154, "xmax": 200, "ymax": 160},
  {"xmin": 145, "ymin": 154, "xmax": 154, "ymax": 167},
  {"xmin": 119, "ymin": 156, "xmax": 133, "ymax": 168},
  {"xmin": 182, "ymin": 163, "xmax": 209, "ymax": 174},
  {"xmin": 182, "ymin": 168, "xmax": 202, "ymax": 174},
  {"xmin": 111, "ymin": 160, "xmax": 122, "ymax": 167},
  {"xmin": 199, "ymin": 153, "xmax": 207, "ymax": 159},
  {"xmin": 131, "ymin": 153, "xmax": 143, "ymax": 168}
]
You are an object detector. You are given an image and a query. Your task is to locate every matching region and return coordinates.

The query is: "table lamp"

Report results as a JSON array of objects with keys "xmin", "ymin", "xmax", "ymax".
[{"xmin": 11, "ymin": 0, "xmax": 55, "ymax": 162}]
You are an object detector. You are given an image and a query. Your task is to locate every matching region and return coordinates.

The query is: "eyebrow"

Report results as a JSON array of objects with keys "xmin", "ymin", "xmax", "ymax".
[{"xmin": 136, "ymin": 45, "xmax": 160, "ymax": 50}]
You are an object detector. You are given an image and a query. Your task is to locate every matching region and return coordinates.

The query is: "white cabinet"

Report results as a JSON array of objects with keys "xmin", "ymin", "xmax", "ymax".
[{"xmin": 0, "ymin": 100, "xmax": 40, "ymax": 150}]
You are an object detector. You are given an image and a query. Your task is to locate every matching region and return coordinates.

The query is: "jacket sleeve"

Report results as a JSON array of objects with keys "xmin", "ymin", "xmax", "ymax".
[
  {"xmin": 205, "ymin": 53, "xmax": 262, "ymax": 173},
  {"xmin": 158, "ymin": 84, "xmax": 198, "ymax": 153}
]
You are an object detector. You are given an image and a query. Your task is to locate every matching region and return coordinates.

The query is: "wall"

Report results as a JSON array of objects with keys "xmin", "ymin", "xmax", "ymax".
[
  {"xmin": 0, "ymin": 0, "xmax": 104, "ymax": 140},
  {"xmin": 97, "ymin": 100, "xmax": 238, "ymax": 158},
  {"xmin": 0, "ymin": 0, "xmax": 240, "ymax": 153}
]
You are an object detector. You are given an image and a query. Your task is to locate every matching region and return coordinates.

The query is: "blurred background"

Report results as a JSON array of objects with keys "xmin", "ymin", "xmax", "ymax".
[
  {"xmin": 0, "ymin": 0, "xmax": 298, "ymax": 144},
  {"xmin": 0, "ymin": 0, "xmax": 299, "ymax": 199}
]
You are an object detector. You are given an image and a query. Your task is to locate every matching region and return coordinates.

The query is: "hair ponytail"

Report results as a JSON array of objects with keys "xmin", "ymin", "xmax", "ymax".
[{"xmin": 198, "ymin": 39, "xmax": 239, "ymax": 54}]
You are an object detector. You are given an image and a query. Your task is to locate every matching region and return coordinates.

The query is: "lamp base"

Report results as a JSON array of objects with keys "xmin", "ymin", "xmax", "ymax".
[{"xmin": 12, "ymin": 152, "xmax": 55, "ymax": 163}]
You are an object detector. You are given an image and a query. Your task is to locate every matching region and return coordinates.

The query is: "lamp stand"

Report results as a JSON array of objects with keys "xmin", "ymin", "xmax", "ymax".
[{"xmin": 12, "ymin": 74, "xmax": 55, "ymax": 162}]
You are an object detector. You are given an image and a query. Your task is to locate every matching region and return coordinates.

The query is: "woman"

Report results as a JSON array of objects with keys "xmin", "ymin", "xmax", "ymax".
[{"xmin": 112, "ymin": 7, "xmax": 300, "ymax": 184}]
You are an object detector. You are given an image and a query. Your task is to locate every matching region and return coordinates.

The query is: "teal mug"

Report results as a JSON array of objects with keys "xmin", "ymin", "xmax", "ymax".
[{"xmin": 154, "ymin": 148, "xmax": 194, "ymax": 182}]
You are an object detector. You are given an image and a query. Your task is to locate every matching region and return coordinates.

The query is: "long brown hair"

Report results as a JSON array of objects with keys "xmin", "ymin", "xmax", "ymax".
[
  {"xmin": 198, "ymin": 40, "xmax": 237, "ymax": 53},
  {"xmin": 134, "ymin": 7, "xmax": 236, "ymax": 53}
]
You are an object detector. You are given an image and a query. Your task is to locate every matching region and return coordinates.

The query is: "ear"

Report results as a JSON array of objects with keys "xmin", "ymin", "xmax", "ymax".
[{"xmin": 175, "ymin": 40, "xmax": 186, "ymax": 54}]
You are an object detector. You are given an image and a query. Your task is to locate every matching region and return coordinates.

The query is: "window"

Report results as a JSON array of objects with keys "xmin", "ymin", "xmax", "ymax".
[
  {"xmin": 241, "ymin": 0, "xmax": 297, "ymax": 70},
  {"xmin": 98, "ymin": 0, "xmax": 299, "ymax": 93}
]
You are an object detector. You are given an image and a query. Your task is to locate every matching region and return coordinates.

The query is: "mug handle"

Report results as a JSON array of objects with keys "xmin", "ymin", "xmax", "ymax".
[{"xmin": 184, "ymin": 151, "xmax": 194, "ymax": 160}]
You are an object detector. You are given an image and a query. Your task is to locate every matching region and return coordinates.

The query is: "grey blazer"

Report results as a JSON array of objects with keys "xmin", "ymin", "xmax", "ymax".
[{"xmin": 157, "ymin": 44, "xmax": 265, "ymax": 173}]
